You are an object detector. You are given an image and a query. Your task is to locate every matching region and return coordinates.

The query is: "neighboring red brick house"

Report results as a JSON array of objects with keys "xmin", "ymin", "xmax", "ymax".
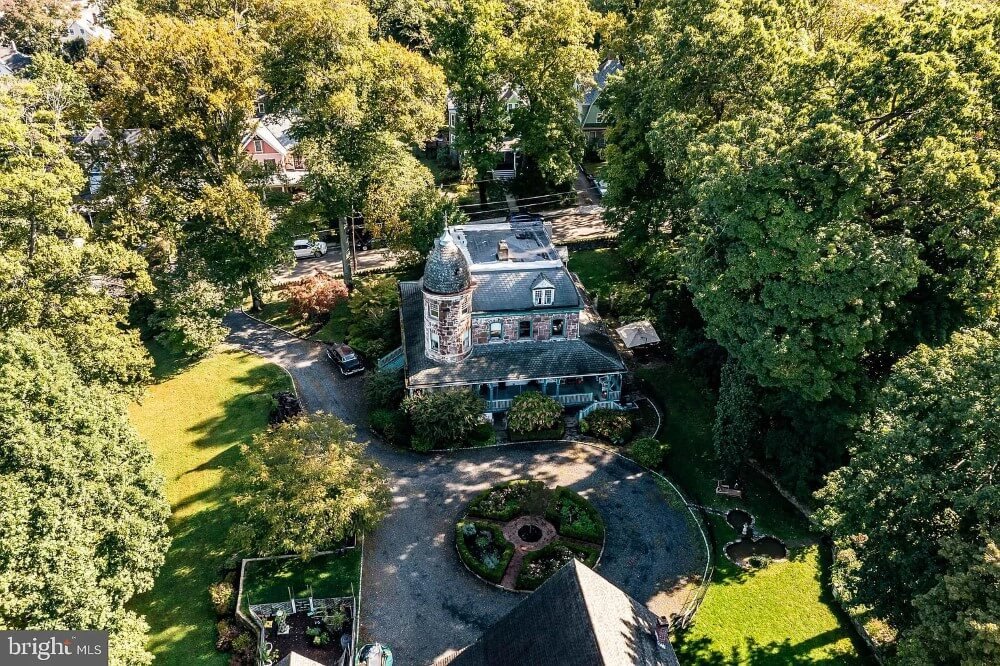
[{"xmin": 242, "ymin": 116, "xmax": 308, "ymax": 190}]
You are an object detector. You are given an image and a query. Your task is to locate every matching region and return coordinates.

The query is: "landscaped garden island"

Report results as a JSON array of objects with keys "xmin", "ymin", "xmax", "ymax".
[{"xmin": 455, "ymin": 480, "xmax": 606, "ymax": 591}]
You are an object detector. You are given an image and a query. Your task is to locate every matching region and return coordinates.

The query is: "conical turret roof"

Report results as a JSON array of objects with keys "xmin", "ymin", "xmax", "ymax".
[{"xmin": 423, "ymin": 229, "xmax": 471, "ymax": 294}]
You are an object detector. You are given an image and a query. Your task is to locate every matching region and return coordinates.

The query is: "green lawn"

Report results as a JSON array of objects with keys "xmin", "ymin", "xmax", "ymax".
[
  {"xmin": 241, "ymin": 550, "xmax": 362, "ymax": 614},
  {"xmin": 129, "ymin": 344, "xmax": 292, "ymax": 666},
  {"xmin": 637, "ymin": 365, "xmax": 869, "ymax": 664},
  {"xmin": 567, "ymin": 248, "xmax": 629, "ymax": 300}
]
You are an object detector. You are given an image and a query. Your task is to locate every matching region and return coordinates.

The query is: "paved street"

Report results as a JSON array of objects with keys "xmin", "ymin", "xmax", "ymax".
[
  {"xmin": 226, "ymin": 313, "xmax": 707, "ymax": 666},
  {"xmin": 274, "ymin": 204, "xmax": 612, "ymax": 285}
]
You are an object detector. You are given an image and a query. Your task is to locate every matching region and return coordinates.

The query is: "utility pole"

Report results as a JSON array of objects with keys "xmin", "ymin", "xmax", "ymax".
[{"xmin": 339, "ymin": 215, "xmax": 353, "ymax": 289}]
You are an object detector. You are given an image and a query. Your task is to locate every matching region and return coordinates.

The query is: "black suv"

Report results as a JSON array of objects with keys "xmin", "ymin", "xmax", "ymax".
[{"xmin": 326, "ymin": 344, "xmax": 364, "ymax": 376}]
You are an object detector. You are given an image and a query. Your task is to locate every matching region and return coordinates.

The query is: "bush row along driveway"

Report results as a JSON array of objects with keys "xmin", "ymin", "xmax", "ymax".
[{"xmin": 225, "ymin": 312, "xmax": 706, "ymax": 665}]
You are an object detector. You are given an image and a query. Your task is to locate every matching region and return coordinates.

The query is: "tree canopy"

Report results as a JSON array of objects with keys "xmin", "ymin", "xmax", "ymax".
[
  {"xmin": 816, "ymin": 326, "xmax": 1000, "ymax": 663},
  {"xmin": 227, "ymin": 414, "xmax": 391, "ymax": 559},
  {"xmin": 0, "ymin": 331, "xmax": 170, "ymax": 666}
]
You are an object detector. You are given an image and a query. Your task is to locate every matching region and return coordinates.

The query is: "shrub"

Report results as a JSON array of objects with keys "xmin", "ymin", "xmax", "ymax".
[
  {"xmin": 455, "ymin": 520, "xmax": 514, "ymax": 583},
  {"xmin": 364, "ymin": 369, "xmax": 405, "ymax": 409},
  {"xmin": 230, "ymin": 632, "xmax": 256, "ymax": 662},
  {"xmin": 607, "ymin": 282, "xmax": 650, "ymax": 319},
  {"xmin": 215, "ymin": 619, "xmax": 240, "ymax": 651},
  {"xmin": 287, "ymin": 272, "xmax": 349, "ymax": 320},
  {"xmin": 347, "ymin": 276, "xmax": 401, "ymax": 359},
  {"xmin": 630, "ymin": 437, "xmax": 667, "ymax": 469},
  {"xmin": 209, "ymin": 580, "xmax": 235, "ymax": 616},
  {"xmin": 469, "ymin": 421, "xmax": 497, "ymax": 447},
  {"xmin": 516, "ymin": 541, "xmax": 600, "ymax": 590},
  {"xmin": 402, "ymin": 388, "xmax": 486, "ymax": 450},
  {"xmin": 467, "ymin": 480, "xmax": 549, "ymax": 520},
  {"xmin": 544, "ymin": 488, "xmax": 605, "ymax": 543},
  {"xmin": 581, "ymin": 408, "xmax": 633, "ymax": 444},
  {"xmin": 507, "ymin": 392, "xmax": 563, "ymax": 435},
  {"xmin": 369, "ymin": 408, "xmax": 408, "ymax": 446}
]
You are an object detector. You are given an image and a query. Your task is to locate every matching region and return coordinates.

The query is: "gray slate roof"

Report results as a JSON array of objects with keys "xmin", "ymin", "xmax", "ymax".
[
  {"xmin": 583, "ymin": 59, "xmax": 622, "ymax": 106},
  {"xmin": 424, "ymin": 230, "xmax": 471, "ymax": 294},
  {"xmin": 436, "ymin": 560, "xmax": 679, "ymax": 666},
  {"xmin": 471, "ymin": 268, "xmax": 579, "ymax": 312},
  {"xmin": 401, "ymin": 281, "xmax": 623, "ymax": 388}
]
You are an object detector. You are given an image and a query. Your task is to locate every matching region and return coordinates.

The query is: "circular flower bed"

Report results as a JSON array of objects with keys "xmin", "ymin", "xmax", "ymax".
[{"xmin": 455, "ymin": 480, "xmax": 605, "ymax": 591}]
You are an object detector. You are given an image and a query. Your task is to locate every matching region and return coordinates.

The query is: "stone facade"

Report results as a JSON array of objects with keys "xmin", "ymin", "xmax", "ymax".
[
  {"xmin": 424, "ymin": 288, "xmax": 473, "ymax": 363},
  {"xmin": 471, "ymin": 312, "xmax": 580, "ymax": 345}
]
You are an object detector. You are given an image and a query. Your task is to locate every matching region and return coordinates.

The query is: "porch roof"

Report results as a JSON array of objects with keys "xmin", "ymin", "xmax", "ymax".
[{"xmin": 400, "ymin": 281, "xmax": 624, "ymax": 389}]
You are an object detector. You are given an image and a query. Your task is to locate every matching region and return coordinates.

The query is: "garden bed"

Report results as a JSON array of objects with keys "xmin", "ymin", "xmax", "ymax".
[
  {"xmin": 455, "ymin": 520, "xmax": 515, "ymax": 584},
  {"xmin": 457, "ymin": 480, "xmax": 606, "ymax": 592},
  {"xmin": 515, "ymin": 541, "xmax": 601, "ymax": 591}
]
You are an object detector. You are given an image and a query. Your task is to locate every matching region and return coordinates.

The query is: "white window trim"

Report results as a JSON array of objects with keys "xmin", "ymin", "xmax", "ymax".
[
  {"xmin": 428, "ymin": 301, "xmax": 439, "ymax": 320},
  {"xmin": 533, "ymin": 288, "xmax": 554, "ymax": 306},
  {"xmin": 489, "ymin": 322, "xmax": 502, "ymax": 340},
  {"xmin": 253, "ymin": 139, "xmax": 264, "ymax": 153},
  {"xmin": 430, "ymin": 332, "xmax": 440, "ymax": 351}
]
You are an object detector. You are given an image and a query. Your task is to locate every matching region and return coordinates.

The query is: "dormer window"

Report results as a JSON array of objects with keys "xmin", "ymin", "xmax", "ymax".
[{"xmin": 533, "ymin": 287, "xmax": 554, "ymax": 306}]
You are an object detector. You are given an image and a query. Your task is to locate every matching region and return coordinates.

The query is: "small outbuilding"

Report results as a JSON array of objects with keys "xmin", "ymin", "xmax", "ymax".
[{"xmin": 616, "ymin": 320, "xmax": 661, "ymax": 349}]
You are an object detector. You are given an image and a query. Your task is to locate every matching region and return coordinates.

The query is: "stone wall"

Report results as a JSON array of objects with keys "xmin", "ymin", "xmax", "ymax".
[
  {"xmin": 471, "ymin": 311, "xmax": 580, "ymax": 345},
  {"xmin": 424, "ymin": 290, "xmax": 473, "ymax": 362}
]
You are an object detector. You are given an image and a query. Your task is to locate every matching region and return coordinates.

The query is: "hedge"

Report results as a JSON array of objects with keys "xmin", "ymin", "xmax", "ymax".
[
  {"xmin": 455, "ymin": 520, "xmax": 514, "ymax": 584},
  {"xmin": 508, "ymin": 423, "xmax": 565, "ymax": 442},
  {"xmin": 507, "ymin": 392, "xmax": 563, "ymax": 435},
  {"xmin": 544, "ymin": 488, "xmax": 605, "ymax": 543}
]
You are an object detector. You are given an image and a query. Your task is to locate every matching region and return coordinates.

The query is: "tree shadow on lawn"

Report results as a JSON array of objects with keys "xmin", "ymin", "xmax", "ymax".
[
  {"xmin": 183, "ymin": 363, "xmax": 290, "ymax": 450},
  {"xmin": 131, "ymin": 496, "xmax": 236, "ymax": 666},
  {"xmin": 676, "ymin": 631, "xmax": 867, "ymax": 666}
]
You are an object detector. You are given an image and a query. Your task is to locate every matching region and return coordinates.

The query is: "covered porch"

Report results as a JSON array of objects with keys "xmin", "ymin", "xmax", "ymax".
[{"xmin": 477, "ymin": 374, "xmax": 623, "ymax": 413}]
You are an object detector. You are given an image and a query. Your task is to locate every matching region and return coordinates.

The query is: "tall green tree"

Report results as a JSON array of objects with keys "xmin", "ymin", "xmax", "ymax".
[
  {"xmin": 0, "ymin": 331, "xmax": 170, "ymax": 666},
  {"xmin": 816, "ymin": 326, "xmax": 1000, "ymax": 659},
  {"xmin": 0, "ymin": 71, "xmax": 152, "ymax": 391},
  {"xmin": 0, "ymin": 0, "xmax": 73, "ymax": 54},
  {"xmin": 264, "ymin": 0, "xmax": 447, "ymax": 253},
  {"xmin": 604, "ymin": 0, "xmax": 1000, "ymax": 489},
  {"xmin": 87, "ymin": 7, "xmax": 289, "ymax": 345},
  {"xmin": 227, "ymin": 414, "xmax": 391, "ymax": 559},
  {"xmin": 508, "ymin": 0, "xmax": 597, "ymax": 184},
  {"xmin": 432, "ymin": 0, "xmax": 512, "ymax": 193}
]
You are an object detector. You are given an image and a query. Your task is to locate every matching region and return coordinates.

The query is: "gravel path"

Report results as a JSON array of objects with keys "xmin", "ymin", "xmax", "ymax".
[{"xmin": 225, "ymin": 312, "xmax": 707, "ymax": 665}]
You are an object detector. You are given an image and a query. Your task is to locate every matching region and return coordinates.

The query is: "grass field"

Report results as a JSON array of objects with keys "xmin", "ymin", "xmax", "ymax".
[
  {"xmin": 129, "ymin": 344, "xmax": 292, "ymax": 666},
  {"xmin": 567, "ymin": 248, "xmax": 629, "ymax": 300},
  {"xmin": 241, "ymin": 550, "xmax": 362, "ymax": 615}
]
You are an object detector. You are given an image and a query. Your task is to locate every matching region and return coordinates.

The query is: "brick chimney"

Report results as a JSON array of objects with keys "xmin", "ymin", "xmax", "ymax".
[{"xmin": 654, "ymin": 616, "xmax": 671, "ymax": 649}]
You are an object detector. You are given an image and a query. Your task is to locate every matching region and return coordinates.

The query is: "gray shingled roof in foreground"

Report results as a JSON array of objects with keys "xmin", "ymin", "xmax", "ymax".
[
  {"xmin": 471, "ymin": 268, "xmax": 580, "ymax": 312},
  {"xmin": 401, "ymin": 281, "xmax": 623, "ymax": 388},
  {"xmin": 435, "ymin": 560, "xmax": 680, "ymax": 666},
  {"xmin": 424, "ymin": 230, "xmax": 472, "ymax": 294}
]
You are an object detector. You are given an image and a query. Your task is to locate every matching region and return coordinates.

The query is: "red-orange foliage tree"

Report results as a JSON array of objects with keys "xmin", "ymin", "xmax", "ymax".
[{"xmin": 287, "ymin": 272, "xmax": 349, "ymax": 320}]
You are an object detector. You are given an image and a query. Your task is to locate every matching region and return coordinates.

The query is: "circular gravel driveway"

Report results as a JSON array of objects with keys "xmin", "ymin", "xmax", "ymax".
[{"xmin": 226, "ymin": 313, "xmax": 707, "ymax": 665}]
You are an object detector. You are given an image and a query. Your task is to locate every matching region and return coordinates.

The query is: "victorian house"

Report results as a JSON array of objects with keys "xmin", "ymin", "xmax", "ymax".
[{"xmin": 398, "ymin": 218, "xmax": 625, "ymax": 413}]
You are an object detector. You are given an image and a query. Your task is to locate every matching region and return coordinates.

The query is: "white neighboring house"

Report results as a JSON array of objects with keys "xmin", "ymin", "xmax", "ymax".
[
  {"xmin": 74, "ymin": 124, "xmax": 141, "ymax": 196},
  {"xmin": 0, "ymin": 44, "xmax": 31, "ymax": 77},
  {"xmin": 242, "ymin": 116, "xmax": 309, "ymax": 191},
  {"xmin": 63, "ymin": 2, "xmax": 112, "ymax": 44}
]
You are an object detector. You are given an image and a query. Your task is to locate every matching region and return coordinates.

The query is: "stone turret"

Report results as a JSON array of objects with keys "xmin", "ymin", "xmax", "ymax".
[{"xmin": 423, "ymin": 229, "xmax": 473, "ymax": 363}]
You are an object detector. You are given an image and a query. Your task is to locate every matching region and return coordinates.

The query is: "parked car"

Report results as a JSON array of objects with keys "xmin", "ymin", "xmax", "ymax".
[
  {"xmin": 509, "ymin": 212, "xmax": 544, "ymax": 225},
  {"xmin": 292, "ymin": 238, "xmax": 328, "ymax": 259},
  {"xmin": 326, "ymin": 343, "xmax": 364, "ymax": 376}
]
